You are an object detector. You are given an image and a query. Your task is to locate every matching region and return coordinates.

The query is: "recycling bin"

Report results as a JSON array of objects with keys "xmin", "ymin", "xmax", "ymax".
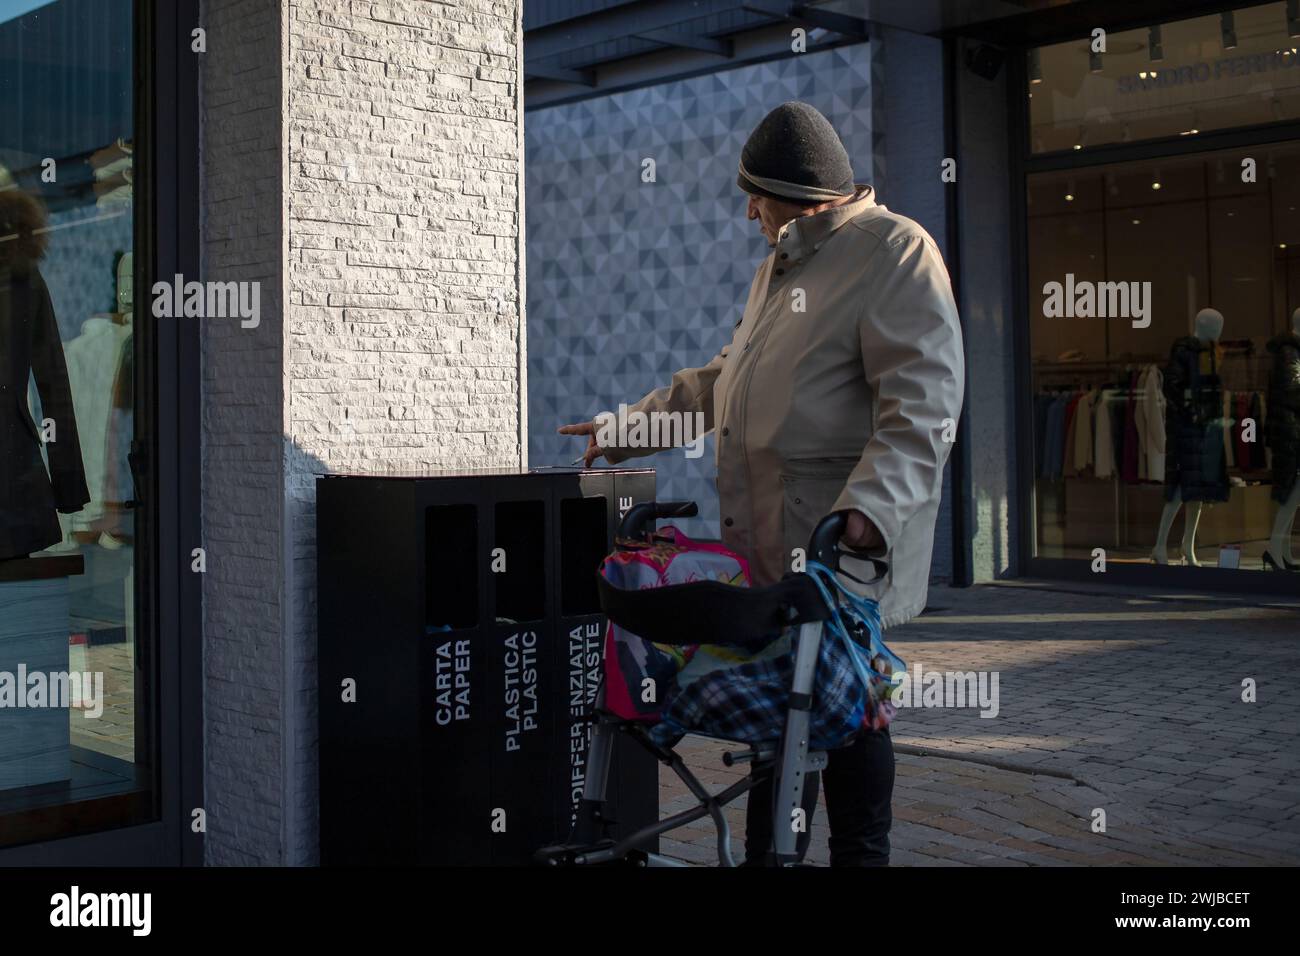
[{"xmin": 317, "ymin": 466, "xmax": 658, "ymax": 865}]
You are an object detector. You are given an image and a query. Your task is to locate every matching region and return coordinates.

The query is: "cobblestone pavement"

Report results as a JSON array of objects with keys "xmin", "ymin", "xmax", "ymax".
[{"xmin": 658, "ymin": 581, "xmax": 1300, "ymax": 866}]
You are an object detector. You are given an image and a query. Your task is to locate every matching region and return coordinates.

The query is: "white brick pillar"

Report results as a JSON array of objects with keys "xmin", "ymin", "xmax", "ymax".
[{"xmin": 201, "ymin": 0, "xmax": 525, "ymax": 865}]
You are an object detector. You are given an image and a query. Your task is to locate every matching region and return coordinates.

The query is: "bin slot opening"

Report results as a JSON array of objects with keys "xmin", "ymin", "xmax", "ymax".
[
  {"xmin": 560, "ymin": 496, "xmax": 607, "ymax": 616},
  {"xmin": 494, "ymin": 500, "xmax": 546, "ymax": 622},
  {"xmin": 426, "ymin": 504, "xmax": 478, "ymax": 630}
]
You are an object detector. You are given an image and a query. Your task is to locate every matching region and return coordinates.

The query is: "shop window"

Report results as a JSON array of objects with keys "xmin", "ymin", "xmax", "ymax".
[
  {"xmin": 1028, "ymin": 142, "xmax": 1300, "ymax": 572},
  {"xmin": 1029, "ymin": 3, "xmax": 1300, "ymax": 155},
  {"xmin": 0, "ymin": 0, "xmax": 150, "ymax": 848}
]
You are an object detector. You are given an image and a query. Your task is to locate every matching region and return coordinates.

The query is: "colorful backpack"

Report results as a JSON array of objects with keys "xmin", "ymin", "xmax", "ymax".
[
  {"xmin": 599, "ymin": 526, "xmax": 752, "ymax": 722},
  {"xmin": 599, "ymin": 528, "xmax": 907, "ymax": 750}
]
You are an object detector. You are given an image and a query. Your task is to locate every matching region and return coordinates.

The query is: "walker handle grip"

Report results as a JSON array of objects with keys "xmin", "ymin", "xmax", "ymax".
[
  {"xmin": 809, "ymin": 510, "xmax": 889, "ymax": 585},
  {"xmin": 618, "ymin": 501, "xmax": 698, "ymax": 540}
]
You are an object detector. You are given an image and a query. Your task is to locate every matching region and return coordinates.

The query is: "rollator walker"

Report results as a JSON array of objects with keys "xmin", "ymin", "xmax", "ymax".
[{"xmin": 536, "ymin": 500, "xmax": 893, "ymax": 868}]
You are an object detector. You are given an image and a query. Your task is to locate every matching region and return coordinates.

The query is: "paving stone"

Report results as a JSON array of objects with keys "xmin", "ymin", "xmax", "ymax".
[{"xmin": 652, "ymin": 584, "xmax": 1300, "ymax": 866}]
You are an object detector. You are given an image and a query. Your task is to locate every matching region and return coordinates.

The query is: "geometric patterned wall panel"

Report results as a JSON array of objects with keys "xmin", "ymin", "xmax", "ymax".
[{"xmin": 526, "ymin": 44, "xmax": 873, "ymax": 537}]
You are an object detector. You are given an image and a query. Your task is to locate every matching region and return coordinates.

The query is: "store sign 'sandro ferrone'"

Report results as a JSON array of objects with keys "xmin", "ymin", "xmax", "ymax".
[{"xmin": 1118, "ymin": 48, "xmax": 1300, "ymax": 93}]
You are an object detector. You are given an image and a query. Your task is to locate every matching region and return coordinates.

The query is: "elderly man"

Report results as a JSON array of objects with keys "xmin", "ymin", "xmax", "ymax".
[{"xmin": 560, "ymin": 101, "xmax": 965, "ymax": 866}]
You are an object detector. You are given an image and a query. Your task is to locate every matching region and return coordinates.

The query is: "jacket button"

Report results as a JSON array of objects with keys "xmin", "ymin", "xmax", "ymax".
[
  {"xmin": 780, "ymin": 252, "xmax": 788, "ymax": 260},
  {"xmin": 794, "ymin": 498, "xmax": 802, "ymax": 505},
  {"xmin": 721, "ymin": 427, "xmax": 729, "ymax": 436},
  {"xmin": 724, "ymin": 517, "xmax": 734, "ymax": 527},
  {"xmin": 774, "ymin": 268, "xmax": 785, "ymax": 276}
]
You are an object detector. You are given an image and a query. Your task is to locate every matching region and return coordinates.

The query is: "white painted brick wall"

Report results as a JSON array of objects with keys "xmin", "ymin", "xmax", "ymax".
[
  {"xmin": 202, "ymin": 0, "xmax": 525, "ymax": 865},
  {"xmin": 201, "ymin": 0, "xmax": 290, "ymax": 867}
]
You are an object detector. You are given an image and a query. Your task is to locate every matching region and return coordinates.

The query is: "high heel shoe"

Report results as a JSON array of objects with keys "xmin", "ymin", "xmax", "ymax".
[{"xmin": 1261, "ymin": 551, "xmax": 1300, "ymax": 571}]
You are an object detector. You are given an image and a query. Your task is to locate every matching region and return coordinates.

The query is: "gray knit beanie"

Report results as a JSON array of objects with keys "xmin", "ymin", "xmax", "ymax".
[{"xmin": 737, "ymin": 101, "xmax": 855, "ymax": 203}]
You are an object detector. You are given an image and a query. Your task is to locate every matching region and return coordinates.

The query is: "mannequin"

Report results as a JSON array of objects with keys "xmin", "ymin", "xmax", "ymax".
[
  {"xmin": 1153, "ymin": 308, "xmax": 1225, "ymax": 566},
  {"xmin": 0, "ymin": 167, "xmax": 91, "ymax": 560},
  {"xmin": 1263, "ymin": 307, "xmax": 1300, "ymax": 570}
]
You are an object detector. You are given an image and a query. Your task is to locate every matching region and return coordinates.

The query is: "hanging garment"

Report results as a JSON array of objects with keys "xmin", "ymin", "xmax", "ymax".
[
  {"xmin": 1042, "ymin": 393, "xmax": 1071, "ymax": 480},
  {"xmin": 1094, "ymin": 391, "xmax": 1116, "ymax": 479},
  {"xmin": 1162, "ymin": 336, "xmax": 1229, "ymax": 503},
  {"xmin": 1137, "ymin": 365, "xmax": 1166, "ymax": 481},
  {"xmin": 102, "ymin": 330, "xmax": 134, "ymax": 535},
  {"xmin": 1122, "ymin": 372, "xmax": 1141, "ymax": 483},
  {"xmin": 1111, "ymin": 396, "xmax": 1125, "ymax": 472},
  {"xmin": 0, "ymin": 264, "xmax": 91, "ymax": 558},
  {"xmin": 62, "ymin": 316, "xmax": 131, "ymax": 528},
  {"xmin": 1034, "ymin": 393, "xmax": 1054, "ymax": 478},
  {"xmin": 1266, "ymin": 332, "xmax": 1300, "ymax": 502},
  {"xmin": 1061, "ymin": 392, "xmax": 1084, "ymax": 477},
  {"xmin": 1072, "ymin": 389, "xmax": 1097, "ymax": 475},
  {"xmin": 1222, "ymin": 389, "xmax": 1235, "ymax": 469},
  {"xmin": 1249, "ymin": 392, "xmax": 1267, "ymax": 470},
  {"xmin": 1233, "ymin": 393, "xmax": 1250, "ymax": 468},
  {"xmin": 1134, "ymin": 375, "xmax": 1149, "ymax": 480}
]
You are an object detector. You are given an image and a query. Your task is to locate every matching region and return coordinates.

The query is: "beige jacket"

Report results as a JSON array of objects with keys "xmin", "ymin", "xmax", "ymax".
[{"xmin": 602, "ymin": 187, "xmax": 965, "ymax": 628}]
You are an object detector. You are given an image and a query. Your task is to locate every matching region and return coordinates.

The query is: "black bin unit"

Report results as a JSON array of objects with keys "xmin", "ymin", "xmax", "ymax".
[{"xmin": 318, "ymin": 467, "xmax": 658, "ymax": 865}]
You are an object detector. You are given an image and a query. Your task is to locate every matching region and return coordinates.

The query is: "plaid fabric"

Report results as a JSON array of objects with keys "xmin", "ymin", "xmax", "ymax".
[
  {"xmin": 648, "ymin": 624, "xmax": 866, "ymax": 749},
  {"xmin": 645, "ymin": 563, "xmax": 903, "ymax": 750}
]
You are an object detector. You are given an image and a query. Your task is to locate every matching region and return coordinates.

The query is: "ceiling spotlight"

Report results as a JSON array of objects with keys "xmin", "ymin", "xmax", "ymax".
[
  {"xmin": 1132, "ymin": 219, "xmax": 1141, "ymax": 225},
  {"xmin": 1152, "ymin": 181, "xmax": 1162, "ymax": 190},
  {"xmin": 1029, "ymin": 47, "xmax": 1043, "ymax": 84},
  {"xmin": 1222, "ymin": 11, "xmax": 1238, "ymax": 50},
  {"xmin": 1149, "ymin": 25, "xmax": 1164, "ymax": 61},
  {"xmin": 1289, "ymin": 1, "xmax": 1300, "ymax": 39},
  {"xmin": 1065, "ymin": 193, "xmax": 1075, "ymax": 201}
]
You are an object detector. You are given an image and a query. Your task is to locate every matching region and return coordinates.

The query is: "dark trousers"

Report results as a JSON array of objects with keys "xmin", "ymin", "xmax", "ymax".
[{"xmin": 742, "ymin": 726, "xmax": 894, "ymax": 866}]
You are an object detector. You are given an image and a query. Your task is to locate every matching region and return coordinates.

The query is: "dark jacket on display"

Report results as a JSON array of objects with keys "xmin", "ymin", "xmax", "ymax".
[
  {"xmin": 1162, "ymin": 335, "xmax": 1229, "ymax": 503},
  {"xmin": 1266, "ymin": 331, "xmax": 1300, "ymax": 503},
  {"xmin": 1, "ymin": 263, "xmax": 90, "ymax": 559}
]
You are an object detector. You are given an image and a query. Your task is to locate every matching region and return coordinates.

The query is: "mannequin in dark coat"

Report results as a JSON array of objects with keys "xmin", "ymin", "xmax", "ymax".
[
  {"xmin": 1153, "ymin": 309, "xmax": 1226, "ymax": 566},
  {"xmin": 1267, "ymin": 328, "xmax": 1300, "ymax": 503},
  {"xmin": 1264, "ymin": 311, "xmax": 1300, "ymax": 570},
  {"xmin": 1162, "ymin": 334, "xmax": 1229, "ymax": 504},
  {"xmin": 0, "ymin": 179, "xmax": 90, "ymax": 560}
]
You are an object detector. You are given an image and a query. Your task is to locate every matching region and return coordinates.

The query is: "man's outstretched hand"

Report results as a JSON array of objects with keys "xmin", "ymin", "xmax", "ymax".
[
  {"xmin": 843, "ymin": 509, "xmax": 883, "ymax": 551},
  {"xmin": 557, "ymin": 421, "xmax": 605, "ymax": 468},
  {"xmin": 555, "ymin": 428, "xmax": 881, "ymax": 547}
]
